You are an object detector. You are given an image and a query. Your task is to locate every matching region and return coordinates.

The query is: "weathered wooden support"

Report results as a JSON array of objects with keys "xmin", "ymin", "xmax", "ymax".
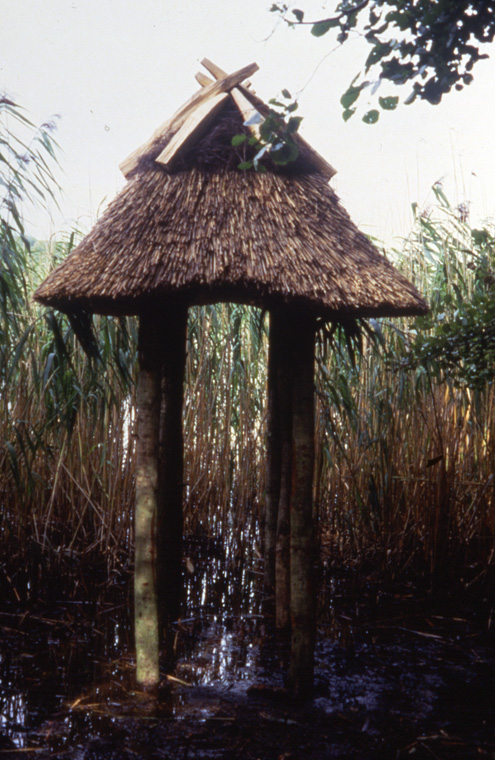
[
  {"xmin": 288, "ymin": 312, "xmax": 316, "ymax": 698},
  {"xmin": 157, "ymin": 306, "xmax": 188, "ymax": 626},
  {"xmin": 134, "ymin": 312, "xmax": 162, "ymax": 690},
  {"xmin": 274, "ymin": 312, "xmax": 294, "ymax": 632},
  {"xmin": 264, "ymin": 313, "xmax": 282, "ymax": 601}
]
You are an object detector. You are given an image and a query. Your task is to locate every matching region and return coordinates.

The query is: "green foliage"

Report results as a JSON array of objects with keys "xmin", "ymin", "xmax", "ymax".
[
  {"xmin": 271, "ymin": 1, "xmax": 495, "ymax": 119},
  {"xmin": 395, "ymin": 186, "xmax": 495, "ymax": 389},
  {"xmin": 312, "ymin": 17, "xmax": 340, "ymax": 37},
  {"xmin": 232, "ymin": 90, "xmax": 302, "ymax": 172},
  {"xmin": 362, "ymin": 108, "xmax": 379, "ymax": 123}
]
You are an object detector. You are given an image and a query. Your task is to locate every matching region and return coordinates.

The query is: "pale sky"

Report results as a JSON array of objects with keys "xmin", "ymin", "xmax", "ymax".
[{"xmin": 3, "ymin": 0, "xmax": 495, "ymax": 246}]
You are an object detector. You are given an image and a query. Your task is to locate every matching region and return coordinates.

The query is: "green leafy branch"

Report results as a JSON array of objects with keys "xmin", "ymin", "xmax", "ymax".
[
  {"xmin": 232, "ymin": 90, "xmax": 302, "ymax": 172},
  {"xmin": 270, "ymin": 1, "xmax": 495, "ymax": 123},
  {"xmin": 392, "ymin": 191, "xmax": 495, "ymax": 389}
]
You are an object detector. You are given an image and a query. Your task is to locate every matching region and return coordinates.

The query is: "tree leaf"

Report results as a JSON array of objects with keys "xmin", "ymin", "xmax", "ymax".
[
  {"xmin": 340, "ymin": 84, "xmax": 364, "ymax": 109},
  {"xmin": 365, "ymin": 41, "xmax": 393, "ymax": 71},
  {"xmin": 311, "ymin": 17, "xmax": 339, "ymax": 36},
  {"xmin": 378, "ymin": 95, "xmax": 399, "ymax": 110},
  {"xmin": 231, "ymin": 134, "xmax": 247, "ymax": 147},
  {"xmin": 237, "ymin": 161, "xmax": 253, "ymax": 170},
  {"xmin": 292, "ymin": 9, "xmax": 304, "ymax": 23},
  {"xmin": 287, "ymin": 115, "xmax": 303, "ymax": 134},
  {"xmin": 362, "ymin": 109, "xmax": 380, "ymax": 124},
  {"xmin": 342, "ymin": 107, "xmax": 356, "ymax": 121},
  {"xmin": 271, "ymin": 139, "xmax": 299, "ymax": 165}
]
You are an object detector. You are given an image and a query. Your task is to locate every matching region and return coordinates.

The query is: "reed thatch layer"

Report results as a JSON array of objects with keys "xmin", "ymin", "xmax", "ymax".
[{"xmin": 35, "ymin": 167, "xmax": 427, "ymax": 319}]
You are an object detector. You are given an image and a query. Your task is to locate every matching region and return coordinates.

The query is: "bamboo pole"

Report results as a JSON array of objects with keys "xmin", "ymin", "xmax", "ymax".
[
  {"xmin": 157, "ymin": 305, "xmax": 188, "ymax": 625},
  {"xmin": 134, "ymin": 311, "xmax": 161, "ymax": 690},
  {"xmin": 288, "ymin": 312, "xmax": 316, "ymax": 698}
]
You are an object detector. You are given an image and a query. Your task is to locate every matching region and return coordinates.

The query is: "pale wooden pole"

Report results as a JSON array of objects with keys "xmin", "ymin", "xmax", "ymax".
[
  {"xmin": 274, "ymin": 311, "xmax": 294, "ymax": 633},
  {"xmin": 288, "ymin": 312, "xmax": 316, "ymax": 698},
  {"xmin": 134, "ymin": 311, "xmax": 161, "ymax": 690},
  {"xmin": 157, "ymin": 305, "xmax": 188, "ymax": 626},
  {"xmin": 264, "ymin": 312, "xmax": 282, "ymax": 603}
]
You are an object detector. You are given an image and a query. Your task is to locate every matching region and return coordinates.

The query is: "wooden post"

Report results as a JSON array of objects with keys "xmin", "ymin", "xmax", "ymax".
[
  {"xmin": 157, "ymin": 306, "xmax": 188, "ymax": 626},
  {"xmin": 264, "ymin": 313, "xmax": 282, "ymax": 602},
  {"xmin": 275, "ymin": 312, "xmax": 293, "ymax": 632},
  {"xmin": 288, "ymin": 312, "xmax": 316, "ymax": 698},
  {"xmin": 134, "ymin": 311, "xmax": 161, "ymax": 690}
]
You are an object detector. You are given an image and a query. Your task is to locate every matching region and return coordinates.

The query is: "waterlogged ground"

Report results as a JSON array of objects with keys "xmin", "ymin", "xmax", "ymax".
[{"xmin": 1, "ymin": 552, "xmax": 494, "ymax": 759}]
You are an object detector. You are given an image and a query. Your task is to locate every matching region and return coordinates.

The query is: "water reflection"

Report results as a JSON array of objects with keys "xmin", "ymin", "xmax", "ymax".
[
  {"xmin": 175, "ymin": 618, "xmax": 263, "ymax": 690},
  {"xmin": 0, "ymin": 526, "xmax": 266, "ymax": 747}
]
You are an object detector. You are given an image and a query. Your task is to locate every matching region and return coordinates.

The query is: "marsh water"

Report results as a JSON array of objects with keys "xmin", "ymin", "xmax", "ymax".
[{"xmin": 1, "ymin": 535, "xmax": 494, "ymax": 759}]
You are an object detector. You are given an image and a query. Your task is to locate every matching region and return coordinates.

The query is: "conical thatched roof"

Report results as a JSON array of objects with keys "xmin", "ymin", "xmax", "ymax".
[{"xmin": 35, "ymin": 60, "xmax": 428, "ymax": 320}]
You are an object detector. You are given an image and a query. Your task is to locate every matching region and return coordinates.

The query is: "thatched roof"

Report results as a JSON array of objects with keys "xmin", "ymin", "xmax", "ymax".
[{"xmin": 35, "ymin": 61, "xmax": 428, "ymax": 320}]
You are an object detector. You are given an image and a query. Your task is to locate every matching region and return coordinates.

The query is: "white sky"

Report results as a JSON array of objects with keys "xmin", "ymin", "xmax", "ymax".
[{"xmin": 2, "ymin": 0, "xmax": 495, "ymax": 247}]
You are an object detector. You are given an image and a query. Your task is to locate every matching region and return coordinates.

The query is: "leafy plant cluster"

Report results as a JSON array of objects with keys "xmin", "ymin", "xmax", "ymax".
[
  {"xmin": 271, "ymin": 1, "xmax": 495, "ymax": 121},
  {"xmin": 231, "ymin": 90, "xmax": 303, "ymax": 171},
  {"xmin": 396, "ymin": 184, "xmax": 495, "ymax": 389}
]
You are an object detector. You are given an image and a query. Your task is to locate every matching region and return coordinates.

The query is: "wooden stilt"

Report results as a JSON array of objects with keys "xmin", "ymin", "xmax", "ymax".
[
  {"xmin": 157, "ymin": 306, "xmax": 188, "ymax": 626},
  {"xmin": 288, "ymin": 312, "xmax": 316, "ymax": 698},
  {"xmin": 264, "ymin": 313, "xmax": 282, "ymax": 603},
  {"xmin": 134, "ymin": 312, "xmax": 161, "ymax": 690},
  {"xmin": 275, "ymin": 312, "xmax": 293, "ymax": 632}
]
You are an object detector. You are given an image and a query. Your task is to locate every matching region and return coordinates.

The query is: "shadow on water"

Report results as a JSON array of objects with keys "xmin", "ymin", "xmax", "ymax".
[{"xmin": 1, "ymin": 527, "xmax": 495, "ymax": 759}]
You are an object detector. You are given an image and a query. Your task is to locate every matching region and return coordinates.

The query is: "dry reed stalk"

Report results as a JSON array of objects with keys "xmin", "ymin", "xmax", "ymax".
[
  {"xmin": 3, "ymin": 241, "xmax": 494, "ymax": 606},
  {"xmin": 315, "ymin": 335, "xmax": 495, "ymax": 585}
]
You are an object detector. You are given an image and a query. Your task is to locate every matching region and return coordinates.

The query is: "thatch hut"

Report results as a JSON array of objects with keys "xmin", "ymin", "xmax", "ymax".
[{"xmin": 35, "ymin": 59, "xmax": 428, "ymax": 697}]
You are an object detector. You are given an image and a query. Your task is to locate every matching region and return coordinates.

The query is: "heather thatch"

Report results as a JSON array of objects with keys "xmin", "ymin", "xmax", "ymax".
[{"xmin": 34, "ymin": 70, "xmax": 428, "ymax": 320}]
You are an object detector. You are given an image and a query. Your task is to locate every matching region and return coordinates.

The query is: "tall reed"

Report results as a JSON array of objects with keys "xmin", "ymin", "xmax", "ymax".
[
  {"xmin": 314, "ymin": 187, "xmax": 495, "ymax": 587},
  {"xmin": 1, "ymin": 98, "xmax": 493, "ymax": 604}
]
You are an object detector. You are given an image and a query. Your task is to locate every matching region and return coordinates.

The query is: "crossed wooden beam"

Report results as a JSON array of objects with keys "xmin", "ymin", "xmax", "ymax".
[{"xmin": 119, "ymin": 59, "xmax": 335, "ymax": 179}]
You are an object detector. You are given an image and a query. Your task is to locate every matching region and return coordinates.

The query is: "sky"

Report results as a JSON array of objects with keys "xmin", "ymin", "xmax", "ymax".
[{"xmin": 2, "ymin": 0, "xmax": 495, "ymax": 247}]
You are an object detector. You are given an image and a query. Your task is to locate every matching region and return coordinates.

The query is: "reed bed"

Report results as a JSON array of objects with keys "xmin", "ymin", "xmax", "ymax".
[
  {"xmin": 315, "ymin": 346, "xmax": 495, "ymax": 584},
  {"xmin": 313, "ymin": 188, "xmax": 495, "ymax": 586},
  {"xmin": 1, "ymin": 234, "xmax": 268, "ymax": 603},
  {"xmin": 1, "ymin": 99, "xmax": 493, "ymax": 602},
  {"xmin": 2, "ymin": 242, "xmax": 493, "ymax": 605}
]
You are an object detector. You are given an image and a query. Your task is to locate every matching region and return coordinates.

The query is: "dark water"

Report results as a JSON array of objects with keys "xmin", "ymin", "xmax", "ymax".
[
  {"xmin": 0, "ymin": 533, "xmax": 265, "ymax": 745},
  {"xmin": 1, "ymin": 540, "xmax": 495, "ymax": 759}
]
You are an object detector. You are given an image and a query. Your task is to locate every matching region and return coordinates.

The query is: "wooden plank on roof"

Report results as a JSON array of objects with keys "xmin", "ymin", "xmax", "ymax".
[
  {"xmin": 231, "ymin": 89, "xmax": 261, "ymax": 138},
  {"xmin": 201, "ymin": 59, "xmax": 231, "ymax": 82},
  {"xmin": 195, "ymin": 71, "xmax": 213, "ymax": 87},
  {"xmin": 202, "ymin": 59, "xmax": 255, "ymax": 91},
  {"xmin": 119, "ymin": 61, "xmax": 259, "ymax": 178},
  {"xmin": 201, "ymin": 58, "xmax": 336, "ymax": 180},
  {"xmin": 201, "ymin": 59, "xmax": 262, "ymax": 136},
  {"xmin": 194, "ymin": 69, "xmax": 261, "ymax": 136},
  {"xmin": 155, "ymin": 91, "xmax": 228, "ymax": 168}
]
